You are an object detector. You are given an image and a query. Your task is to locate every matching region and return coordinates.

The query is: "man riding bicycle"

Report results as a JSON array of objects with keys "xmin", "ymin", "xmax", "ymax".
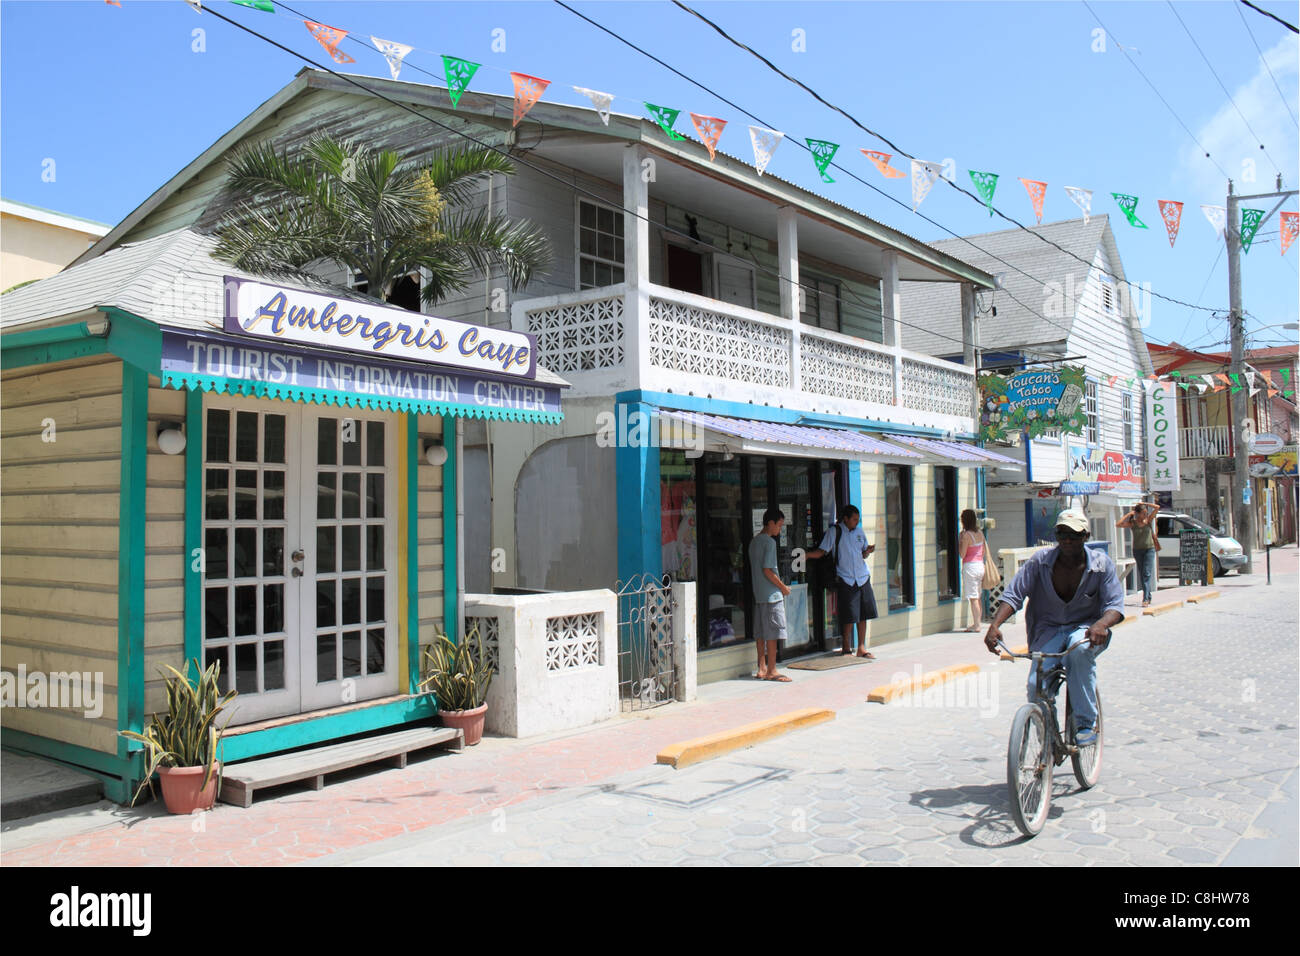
[{"xmin": 983, "ymin": 509, "xmax": 1125, "ymax": 746}]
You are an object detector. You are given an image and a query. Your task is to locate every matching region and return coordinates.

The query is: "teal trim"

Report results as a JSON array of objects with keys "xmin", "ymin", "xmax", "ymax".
[
  {"xmin": 118, "ymin": 364, "xmax": 149, "ymax": 761},
  {"xmin": 441, "ymin": 415, "xmax": 458, "ymax": 642},
  {"xmin": 0, "ymin": 321, "xmax": 95, "ymax": 349},
  {"xmin": 160, "ymin": 372, "xmax": 563, "ymax": 425},
  {"xmin": 184, "ymin": 388, "xmax": 204, "ymax": 666},
  {"xmin": 407, "ymin": 413, "xmax": 420, "ymax": 689},
  {"xmin": 847, "ymin": 461, "xmax": 862, "ymax": 511},
  {"xmin": 2, "ymin": 728, "xmax": 142, "ymax": 805},
  {"xmin": 216, "ymin": 695, "xmax": 438, "ymax": 763},
  {"xmin": 101, "ymin": 307, "xmax": 162, "ymax": 373},
  {"xmin": 616, "ymin": 389, "xmax": 957, "ymax": 438},
  {"xmin": 616, "ymin": 401, "xmax": 662, "ymax": 589},
  {"xmin": 1, "ymin": 337, "xmax": 108, "ymax": 370}
]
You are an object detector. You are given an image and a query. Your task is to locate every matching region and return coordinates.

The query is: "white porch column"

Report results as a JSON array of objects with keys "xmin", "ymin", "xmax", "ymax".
[
  {"xmin": 623, "ymin": 144, "xmax": 652, "ymax": 384},
  {"xmin": 881, "ymin": 249, "xmax": 904, "ymax": 406},
  {"xmin": 777, "ymin": 205, "xmax": 801, "ymax": 391},
  {"xmin": 961, "ymin": 282, "xmax": 979, "ymax": 423}
]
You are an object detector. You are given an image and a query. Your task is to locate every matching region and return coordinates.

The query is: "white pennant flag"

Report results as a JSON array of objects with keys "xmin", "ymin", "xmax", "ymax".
[
  {"xmin": 1201, "ymin": 374, "xmax": 1218, "ymax": 391},
  {"xmin": 1201, "ymin": 204, "xmax": 1227, "ymax": 239},
  {"xmin": 910, "ymin": 159, "xmax": 942, "ymax": 210},
  {"xmin": 371, "ymin": 37, "xmax": 413, "ymax": 80},
  {"xmin": 187, "ymin": 0, "xmax": 202, "ymax": 11},
  {"xmin": 1246, "ymin": 371, "xmax": 1259, "ymax": 396},
  {"xmin": 573, "ymin": 87, "xmax": 614, "ymax": 126},
  {"xmin": 1063, "ymin": 186, "xmax": 1092, "ymax": 223},
  {"xmin": 748, "ymin": 126, "xmax": 784, "ymax": 176}
]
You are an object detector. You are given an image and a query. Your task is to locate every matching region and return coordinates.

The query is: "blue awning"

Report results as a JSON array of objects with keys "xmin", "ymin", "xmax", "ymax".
[
  {"xmin": 661, "ymin": 411, "xmax": 925, "ymax": 461},
  {"xmin": 884, "ymin": 434, "xmax": 1020, "ymax": 466}
]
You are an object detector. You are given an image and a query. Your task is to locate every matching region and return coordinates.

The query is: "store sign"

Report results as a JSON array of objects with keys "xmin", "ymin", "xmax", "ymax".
[
  {"xmin": 1144, "ymin": 378, "xmax": 1180, "ymax": 491},
  {"xmin": 1249, "ymin": 445, "xmax": 1297, "ymax": 477},
  {"xmin": 1061, "ymin": 446, "xmax": 1144, "ymax": 496},
  {"xmin": 161, "ymin": 330, "xmax": 561, "ymax": 416},
  {"xmin": 978, "ymin": 366, "xmax": 1088, "ymax": 442},
  {"xmin": 223, "ymin": 277, "xmax": 537, "ymax": 379},
  {"xmin": 1249, "ymin": 432, "xmax": 1284, "ymax": 454}
]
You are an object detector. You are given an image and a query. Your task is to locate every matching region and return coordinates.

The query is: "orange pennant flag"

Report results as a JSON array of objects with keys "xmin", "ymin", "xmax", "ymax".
[
  {"xmin": 862, "ymin": 150, "xmax": 905, "ymax": 179},
  {"xmin": 1020, "ymin": 178, "xmax": 1047, "ymax": 223},
  {"xmin": 1281, "ymin": 211, "xmax": 1298, "ymax": 257},
  {"xmin": 510, "ymin": 72, "xmax": 550, "ymax": 127},
  {"xmin": 304, "ymin": 20, "xmax": 355, "ymax": 64},
  {"xmin": 1158, "ymin": 199, "xmax": 1184, "ymax": 247},
  {"xmin": 690, "ymin": 113, "xmax": 727, "ymax": 162},
  {"xmin": 1214, "ymin": 373, "xmax": 1233, "ymax": 389}
]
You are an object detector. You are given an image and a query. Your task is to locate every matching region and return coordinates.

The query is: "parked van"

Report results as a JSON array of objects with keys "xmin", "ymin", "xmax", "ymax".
[{"xmin": 1155, "ymin": 512, "xmax": 1246, "ymax": 578}]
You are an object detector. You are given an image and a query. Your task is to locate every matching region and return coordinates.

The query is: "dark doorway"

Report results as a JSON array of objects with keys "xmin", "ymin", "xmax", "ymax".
[{"xmin": 666, "ymin": 244, "xmax": 706, "ymax": 296}]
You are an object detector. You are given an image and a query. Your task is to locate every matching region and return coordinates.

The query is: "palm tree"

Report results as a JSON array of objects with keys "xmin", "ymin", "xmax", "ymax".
[{"xmin": 212, "ymin": 136, "xmax": 551, "ymax": 308}]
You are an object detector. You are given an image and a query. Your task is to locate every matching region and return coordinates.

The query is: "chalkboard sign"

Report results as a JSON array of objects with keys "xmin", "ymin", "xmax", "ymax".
[{"xmin": 1179, "ymin": 529, "xmax": 1209, "ymax": 586}]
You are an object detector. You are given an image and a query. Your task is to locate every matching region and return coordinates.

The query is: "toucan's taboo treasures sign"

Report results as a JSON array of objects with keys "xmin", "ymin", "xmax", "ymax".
[{"xmin": 978, "ymin": 366, "xmax": 1088, "ymax": 442}]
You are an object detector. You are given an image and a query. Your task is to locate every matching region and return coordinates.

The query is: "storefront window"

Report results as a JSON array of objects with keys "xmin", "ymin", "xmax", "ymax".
[
  {"xmin": 885, "ymin": 465, "xmax": 914, "ymax": 609},
  {"xmin": 934, "ymin": 467, "xmax": 958, "ymax": 600},
  {"xmin": 776, "ymin": 461, "xmax": 814, "ymax": 647},
  {"xmin": 660, "ymin": 451, "xmax": 697, "ymax": 582},
  {"xmin": 701, "ymin": 456, "xmax": 746, "ymax": 648}
]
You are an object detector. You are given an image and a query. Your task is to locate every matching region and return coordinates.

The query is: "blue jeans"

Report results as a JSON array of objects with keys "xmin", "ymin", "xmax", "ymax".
[
  {"xmin": 1133, "ymin": 547, "xmax": 1156, "ymax": 603},
  {"xmin": 1027, "ymin": 625, "xmax": 1108, "ymax": 731}
]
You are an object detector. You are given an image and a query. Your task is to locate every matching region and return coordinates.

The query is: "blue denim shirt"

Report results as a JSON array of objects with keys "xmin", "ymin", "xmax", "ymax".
[
  {"xmin": 817, "ymin": 522, "xmax": 871, "ymax": 587},
  {"xmin": 998, "ymin": 546, "xmax": 1125, "ymax": 650}
]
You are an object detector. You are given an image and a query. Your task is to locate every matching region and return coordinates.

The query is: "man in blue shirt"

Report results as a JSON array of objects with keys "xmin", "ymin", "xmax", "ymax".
[
  {"xmin": 808, "ymin": 505, "xmax": 878, "ymax": 659},
  {"xmin": 983, "ymin": 509, "xmax": 1125, "ymax": 745}
]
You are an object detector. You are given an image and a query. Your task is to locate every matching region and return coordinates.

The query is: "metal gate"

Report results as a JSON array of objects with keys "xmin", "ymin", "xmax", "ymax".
[{"xmin": 616, "ymin": 572, "xmax": 676, "ymax": 711}]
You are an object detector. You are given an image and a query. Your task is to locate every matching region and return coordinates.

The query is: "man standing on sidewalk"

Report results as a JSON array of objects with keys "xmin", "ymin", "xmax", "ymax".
[
  {"xmin": 750, "ymin": 508, "xmax": 792, "ymax": 682},
  {"xmin": 808, "ymin": 505, "xmax": 878, "ymax": 659}
]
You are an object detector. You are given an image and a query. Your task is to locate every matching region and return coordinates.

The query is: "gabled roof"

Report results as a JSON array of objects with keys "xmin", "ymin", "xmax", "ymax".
[
  {"xmin": 1, "ymin": 198, "xmax": 110, "ymax": 235},
  {"xmin": 1150, "ymin": 341, "xmax": 1298, "ymax": 372}
]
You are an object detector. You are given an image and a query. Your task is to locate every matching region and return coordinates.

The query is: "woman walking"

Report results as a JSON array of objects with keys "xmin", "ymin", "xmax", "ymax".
[
  {"xmin": 957, "ymin": 510, "xmax": 987, "ymax": 632},
  {"xmin": 1117, "ymin": 499, "xmax": 1160, "ymax": 607}
]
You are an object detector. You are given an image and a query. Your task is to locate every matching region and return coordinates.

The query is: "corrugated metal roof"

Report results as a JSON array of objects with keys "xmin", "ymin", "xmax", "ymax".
[
  {"xmin": 664, "ymin": 410, "xmax": 925, "ymax": 458},
  {"xmin": 884, "ymin": 434, "xmax": 1019, "ymax": 464}
]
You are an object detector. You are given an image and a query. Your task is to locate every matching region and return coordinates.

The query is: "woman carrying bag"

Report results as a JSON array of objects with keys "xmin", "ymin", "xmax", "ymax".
[{"xmin": 957, "ymin": 509, "xmax": 996, "ymax": 632}]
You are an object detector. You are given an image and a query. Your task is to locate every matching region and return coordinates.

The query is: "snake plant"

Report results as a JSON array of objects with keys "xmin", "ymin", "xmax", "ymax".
[
  {"xmin": 418, "ymin": 627, "xmax": 493, "ymax": 711},
  {"xmin": 119, "ymin": 659, "xmax": 238, "ymax": 807}
]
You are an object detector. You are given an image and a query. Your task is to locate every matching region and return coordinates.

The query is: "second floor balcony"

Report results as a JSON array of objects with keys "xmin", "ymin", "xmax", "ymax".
[{"xmin": 1179, "ymin": 424, "xmax": 1232, "ymax": 458}]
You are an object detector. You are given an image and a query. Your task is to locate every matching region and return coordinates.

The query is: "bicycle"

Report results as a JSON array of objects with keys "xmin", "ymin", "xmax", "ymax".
[{"xmin": 995, "ymin": 637, "xmax": 1105, "ymax": 838}]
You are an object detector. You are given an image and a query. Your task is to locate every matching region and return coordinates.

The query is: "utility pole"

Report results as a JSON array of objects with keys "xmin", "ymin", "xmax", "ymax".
[{"xmin": 1225, "ymin": 175, "xmax": 1298, "ymax": 574}]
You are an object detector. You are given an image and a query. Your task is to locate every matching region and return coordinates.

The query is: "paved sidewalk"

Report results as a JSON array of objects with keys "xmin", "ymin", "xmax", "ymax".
[{"xmin": 1, "ymin": 547, "xmax": 1292, "ymax": 866}]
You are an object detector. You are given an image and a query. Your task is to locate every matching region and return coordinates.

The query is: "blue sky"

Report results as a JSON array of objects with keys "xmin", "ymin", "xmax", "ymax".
[{"xmin": 3, "ymin": 0, "xmax": 1297, "ymax": 352}]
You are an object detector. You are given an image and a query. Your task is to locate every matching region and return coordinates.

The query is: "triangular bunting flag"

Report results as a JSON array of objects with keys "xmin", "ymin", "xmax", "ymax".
[
  {"xmin": 510, "ymin": 72, "xmax": 550, "ymax": 127},
  {"xmin": 1201, "ymin": 204, "xmax": 1227, "ymax": 239},
  {"xmin": 1246, "ymin": 371, "xmax": 1258, "ymax": 395},
  {"xmin": 1020, "ymin": 178, "xmax": 1047, "ymax": 224},
  {"xmin": 690, "ymin": 113, "xmax": 727, "ymax": 162},
  {"xmin": 573, "ymin": 87, "xmax": 614, "ymax": 126},
  {"xmin": 1281, "ymin": 211, "xmax": 1299, "ymax": 257},
  {"xmin": 1107, "ymin": 374, "xmax": 1119, "ymax": 386},
  {"xmin": 1112, "ymin": 193, "xmax": 1147, "ymax": 228},
  {"xmin": 371, "ymin": 37, "xmax": 412, "ymax": 80},
  {"xmin": 749, "ymin": 126, "xmax": 784, "ymax": 176},
  {"xmin": 644, "ymin": 103, "xmax": 686, "ymax": 140},
  {"xmin": 1201, "ymin": 374, "xmax": 1218, "ymax": 391},
  {"xmin": 969, "ymin": 171, "xmax": 999, "ymax": 216},
  {"xmin": 233, "ymin": 1, "xmax": 274, "ymax": 11},
  {"xmin": 187, "ymin": 1, "xmax": 202, "ymax": 11},
  {"xmin": 911, "ymin": 159, "xmax": 942, "ymax": 211},
  {"xmin": 806, "ymin": 139, "xmax": 839, "ymax": 183},
  {"xmin": 105, "ymin": 1, "xmax": 120, "ymax": 6},
  {"xmin": 861, "ymin": 150, "xmax": 905, "ymax": 179},
  {"xmin": 1241, "ymin": 208, "xmax": 1265, "ymax": 252},
  {"xmin": 1157, "ymin": 200, "xmax": 1184, "ymax": 248},
  {"xmin": 304, "ymin": 21, "xmax": 355, "ymax": 64},
  {"xmin": 442, "ymin": 56, "xmax": 480, "ymax": 108},
  {"xmin": 1064, "ymin": 186, "xmax": 1092, "ymax": 223}
]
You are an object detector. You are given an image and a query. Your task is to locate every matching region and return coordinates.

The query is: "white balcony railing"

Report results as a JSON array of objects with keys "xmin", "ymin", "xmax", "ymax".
[
  {"xmin": 514, "ymin": 283, "xmax": 975, "ymax": 426},
  {"xmin": 1179, "ymin": 425, "xmax": 1232, "ymax": 458}
]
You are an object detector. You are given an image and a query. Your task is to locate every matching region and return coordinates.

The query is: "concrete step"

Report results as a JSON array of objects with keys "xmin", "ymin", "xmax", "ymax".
[
  {"xmin": 1, "ymin": 751, "xmax": 103, "ymax": 822},
  {"xmin": 219, "ymin": 725, "xmax": 463, "ymax": 808}
]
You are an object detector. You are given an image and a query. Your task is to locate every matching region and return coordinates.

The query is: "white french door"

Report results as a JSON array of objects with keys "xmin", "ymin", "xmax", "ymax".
[{"xmin": 202, "ymin": 399, "xmax": 399, "ymax": 725}]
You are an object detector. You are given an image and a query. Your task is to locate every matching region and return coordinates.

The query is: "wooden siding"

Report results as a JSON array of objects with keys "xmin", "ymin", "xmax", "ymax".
[
  {"xmin": 1, "ymin": 356, "xmax": 123, "ymax": 753},
  {"xmin": 414, "ymin": 414, "xmax": 446, "ymax": 653},
  {"xmin": 143, "ymin": 381, "xmax": 188, "ymax": 711}
]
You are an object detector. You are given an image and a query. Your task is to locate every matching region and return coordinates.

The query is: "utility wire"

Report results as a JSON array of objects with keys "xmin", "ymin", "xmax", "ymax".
[
  {"xmin": 1241, "ymin": 0, "xmax": 1299, "ymax": 34},
  {"xmin": 1166, "ymin": 1, "xmax": 1281, "ymax": 173},
  {"xmin": 1235, "ymin": 0, "xmax": 1299, "ymax": 126}
]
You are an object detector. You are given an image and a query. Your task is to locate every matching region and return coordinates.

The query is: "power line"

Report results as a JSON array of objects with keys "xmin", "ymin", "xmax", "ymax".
[
  {"xmin": 1166, "ymin": 1, "xmax": 1281, "ymax": 173},
  {"xmin": 1235, "ymin": 0, "xmax": 1299, "ymax": 127},
  {"xmin": 1240, "ymin": 0, "xmax": 1299, "ymax": 34}
]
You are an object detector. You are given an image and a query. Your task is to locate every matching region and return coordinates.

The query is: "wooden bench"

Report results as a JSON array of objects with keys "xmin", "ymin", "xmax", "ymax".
[{"xmin": 219, "ymin": 726, "xmax": 464, "ymax": 808}]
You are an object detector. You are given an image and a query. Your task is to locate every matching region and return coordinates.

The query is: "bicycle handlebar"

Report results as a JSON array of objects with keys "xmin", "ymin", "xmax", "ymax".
[{"xmin": 994, "ymin": 634, "xmax": 1111, "ymax": 660}]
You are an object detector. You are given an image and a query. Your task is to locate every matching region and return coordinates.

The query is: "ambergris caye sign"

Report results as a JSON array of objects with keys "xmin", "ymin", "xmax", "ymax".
[{"xmin": 224, "ymin": 276, "xmax": 536, "ymax": 379}]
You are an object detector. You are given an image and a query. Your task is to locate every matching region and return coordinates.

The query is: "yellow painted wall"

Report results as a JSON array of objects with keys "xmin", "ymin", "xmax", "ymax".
[
  {"xmin": 0, "ymin": 212, "xmax": 100, "ymax": 291},
  {"xmin": 414, "ymin": 414, "xmax": 446, "ymax": 663}
]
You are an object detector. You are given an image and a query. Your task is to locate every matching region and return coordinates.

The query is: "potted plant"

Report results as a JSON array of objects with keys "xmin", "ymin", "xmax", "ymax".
[
  {"xmin": 419, "ymin": 628, "xmax": 493, "ymax": 746},
  {"xmin": 119, "ymin": 658, "xmax": 237, "ymax": 813}
]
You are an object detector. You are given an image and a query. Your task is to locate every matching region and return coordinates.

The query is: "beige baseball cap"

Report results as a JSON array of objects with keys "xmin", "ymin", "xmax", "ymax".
[{"xmin": 1055, "ymin": 508, "xmax": 1089, "ymax": 533}]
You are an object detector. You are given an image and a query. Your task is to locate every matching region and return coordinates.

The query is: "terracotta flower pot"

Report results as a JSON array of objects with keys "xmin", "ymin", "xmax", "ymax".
[
  {"xmin": 438, "ymin": 703, "xmax": 488, "ymax": 746},
  {"xmin": 157, "ymin": 764, "xmax": 220, "ymax": 814}
]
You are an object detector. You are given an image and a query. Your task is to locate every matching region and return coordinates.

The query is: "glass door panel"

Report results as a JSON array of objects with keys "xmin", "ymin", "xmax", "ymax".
[{"xmin": 776, "ymin": 462, "xmax": 814, "ymax": 649}]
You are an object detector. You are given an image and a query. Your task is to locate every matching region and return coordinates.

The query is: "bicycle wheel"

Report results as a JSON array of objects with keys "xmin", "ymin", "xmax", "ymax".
[
  {"xmin": 1007, "ymin": 703, "xmax": 1052, "ymax": 837},
  {"xmin": 1068, "ymin": 690, "xmax": 1104, "ymax": 789}
]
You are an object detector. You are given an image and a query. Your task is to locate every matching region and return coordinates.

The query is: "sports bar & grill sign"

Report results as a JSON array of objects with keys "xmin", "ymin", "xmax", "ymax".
[{"xmin": 223, "ymin": 276, "xmax": 536, "ymax": 379}]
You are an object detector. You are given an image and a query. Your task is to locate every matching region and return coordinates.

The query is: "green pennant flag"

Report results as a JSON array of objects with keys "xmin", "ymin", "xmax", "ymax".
[
  {"xmin": 232, "ymin": 0, "xmax": 275, "ymax": 10},
  {"xmin": 1283, "ymin": 368, "xmax": 1292, "ymax": 384},
  {"xmin": 1240, "ymin": 208, "xmax": 1266, "ymax": 253},
  {"xmin": 644, "ymin": 103, "xmax": 686, "ymax": 140},
  {"xmin": 1230, "ymin": 373, "xmax": 1241, "ymax": 384},
  {"xmin": 442, "ymin": 56, "xmax": 481, "ymax": 108},
  {"xmin": 969, "ymin": 171, "xmax": 999, "ymax": 216},
  {"xmin": 805, "ymin": 139, "xmax": 839, "ymax": 183},
  {"xmin": 1111, "ymin": 193, "xmax": 1148, "ymax": 229}
]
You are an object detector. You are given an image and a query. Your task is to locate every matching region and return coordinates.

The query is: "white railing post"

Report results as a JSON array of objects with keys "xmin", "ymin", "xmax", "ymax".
[
  {"xmin": 671, "ymin": 580, "xmax": 697, "ymax": 702},
  {"xmin": 623, "ymin": 144, "xmax": 651, "ymax": 385},
  {"xmin": 778, "ymin": 205, "xmax": 801, "ymax": 392},
  {"xmin": 881, "ymin": 250, "xmax": 903, "ymax": 406}
]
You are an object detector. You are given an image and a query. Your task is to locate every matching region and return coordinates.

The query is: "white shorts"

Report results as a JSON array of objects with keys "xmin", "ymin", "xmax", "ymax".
[{"xmin": 962, "ymin": 561, "xmax": 985, "ymax": 600}]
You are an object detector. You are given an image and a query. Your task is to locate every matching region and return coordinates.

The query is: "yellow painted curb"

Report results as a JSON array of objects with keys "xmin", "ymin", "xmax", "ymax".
[
  {"xmin": 867, "ymin": 663, "xmax": 980, "ymax": 703},
  {"xmin": 656, "ymin": 708, "xmax": 835, "ymax": 769},
  {"xmin": 999, "ymin": 644, "xmax": 1029, "ymax": 661},
  {"xmin": 1186, "ymin": 590, "xmax": 1221, "ymax": 604},
  {"xmin": 1142, "ymin": 600, "xmax": 1184, "ymax": 616}
]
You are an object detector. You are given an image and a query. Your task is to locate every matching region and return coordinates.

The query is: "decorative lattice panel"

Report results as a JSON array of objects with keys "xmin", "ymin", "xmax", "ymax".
[
  {"xmin": 545, "ymin": 613, "xmax": 602, "ymax": 672},
  {"xmin": 526, "ymin": 294, "xmax": 624, "ymax": 373},
  {"xmin": 901, "ymin": 358, "xmax": 973, "ymax": 418},
  {"xmin": 464, "ymin": 615, "xmax": 500, "ymax": 674},
  {"xmin": 799, "ymin": 333, "xmax": 894, "ymax": 405},
  {"xmin": 648, "ymin": 297, "xmax": 791, "ymax": 387}
]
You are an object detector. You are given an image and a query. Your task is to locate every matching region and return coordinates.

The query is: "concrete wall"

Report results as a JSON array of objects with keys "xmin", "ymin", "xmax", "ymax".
[{"xmin": 0, "ymin": 213, "xmax": 99, "ymax": 290}]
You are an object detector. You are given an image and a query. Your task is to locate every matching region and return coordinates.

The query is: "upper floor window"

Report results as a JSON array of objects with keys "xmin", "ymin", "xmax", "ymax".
[
  {"xmin": 800, "ymin": 275, "xmax": 841, "ymax": 332},
  {"xmin": 578, "ymin": 200, "xmax": 624, "ymax": 289},
  {"xmin": 1101, "ymin": 283, "xmax": 1114, "ymax": 314},
  {"xmin": 1122, "ymin": 392, "xmax": 1134, "ymax": 451},
  {"xmin": 1085, "ymin": 381, "xmax": 1099, "ymax": 445}
]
